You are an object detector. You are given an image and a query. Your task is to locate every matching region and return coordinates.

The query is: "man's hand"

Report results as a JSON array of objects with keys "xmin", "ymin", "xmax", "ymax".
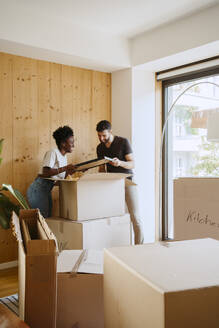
[{"xmin": 110, "ymin": 157, "xmax": 121, "ymax": 167}]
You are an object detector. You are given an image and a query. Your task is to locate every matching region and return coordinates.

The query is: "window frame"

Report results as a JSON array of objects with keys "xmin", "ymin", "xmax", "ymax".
[{"xmin": 161, "ymin": 66, "xmax": 219, "ymax": 240}]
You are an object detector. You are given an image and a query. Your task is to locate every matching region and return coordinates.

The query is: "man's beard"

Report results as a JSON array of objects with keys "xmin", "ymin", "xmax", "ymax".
[{"xmin": 102, "ymin": 137, "xmax": 110, "ymax": 144}]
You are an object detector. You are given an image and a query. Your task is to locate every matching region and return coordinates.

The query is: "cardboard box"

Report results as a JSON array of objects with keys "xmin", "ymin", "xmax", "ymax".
[
  {"xmin": 57, "ymin": 249, "xmax": 104, "ymax": 328},
  {"xmin": 11, "ymin": 209, "xmax": 58, "ymax": 328},
  {"xmin": 104, "ymin": 238, "xmax": 219, "ymax": 328},
  {"xmin": 46, "ymin": 213, "xmax": 131, "ymax": 251},
  {"xmin": 58, "ymin": 173, "xmax": 128, "ymax": 221},
  {"xmin": 12, "ymin": 210, "xmax": 104, "ymax": 328},
  {"xmin": 174, "ymin": 177, "xmax": 219, "ymax": 241}
]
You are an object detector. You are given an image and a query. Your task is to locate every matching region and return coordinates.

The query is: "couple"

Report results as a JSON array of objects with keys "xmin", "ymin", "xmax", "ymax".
[{"xmin": 27, "ymin": 120, "xmax": 144, "ymax": 244}]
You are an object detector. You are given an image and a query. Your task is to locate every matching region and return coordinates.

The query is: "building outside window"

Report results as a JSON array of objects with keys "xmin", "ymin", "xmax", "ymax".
[{"xmin": 163, "ymin": 72, "xmax": 219, "ymax": 239}]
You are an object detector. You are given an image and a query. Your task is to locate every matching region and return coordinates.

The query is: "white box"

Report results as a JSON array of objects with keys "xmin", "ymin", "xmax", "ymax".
[
  {"xmin": 57, "ymin": 249, "xmax": 104, "ymax": 328},
  {"xmin": 58, "ymin": 173, "xmax": 128, "ymax": 221},
  {"xmin": 104, "ymin": 239, "xmax": 219, "ymax": 328},
  {"xmin": 46, "ymin": 213, "xmax": 131, "ymax": 251},
  {"xmin": 174, "ymin": 177, "xmax": 219, "ymax": 241}
]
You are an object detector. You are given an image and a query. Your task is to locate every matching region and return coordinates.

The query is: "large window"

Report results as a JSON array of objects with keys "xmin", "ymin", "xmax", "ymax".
[{"xmin": 162, "ymin": 69, "xmax": 219, "ymax": 239}]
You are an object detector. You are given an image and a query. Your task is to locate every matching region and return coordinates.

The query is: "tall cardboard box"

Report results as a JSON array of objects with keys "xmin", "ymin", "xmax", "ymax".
[
  {"xmin": 57, "ymin": 249, "xmax": 104, "ymax": 328},
  {"xmin": 174, "ymin": 177, "xmax": 219, "ymax": 240},
  {"xmin": 104, "ymin": 239, "xmax": 219, "ymax": 328},
  {"xmin": 58, "ymin": 173, "xmax": 128, "ymax": 220},
  {"xmin": 11, "ymin": 209, "xmax": 57, "ymax": 328},
  {"xmin": 46, "ymin": 213, "xmax": 131, "ymax": 250}
]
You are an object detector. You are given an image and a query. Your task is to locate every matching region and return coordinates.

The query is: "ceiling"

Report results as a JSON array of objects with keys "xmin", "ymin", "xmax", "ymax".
[
  {"xmin": 6, "ymin": 0, "xmax": 219, "ymax": 38},
  {"xmin": 0, "ymin": 0, "xmax": 219, "ymax": 71}
]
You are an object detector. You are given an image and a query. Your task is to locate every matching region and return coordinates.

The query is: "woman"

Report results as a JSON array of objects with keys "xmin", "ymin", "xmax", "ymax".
[{"xmin": 27, "ymin": 126, "xmax": 76, "ymax": 217}]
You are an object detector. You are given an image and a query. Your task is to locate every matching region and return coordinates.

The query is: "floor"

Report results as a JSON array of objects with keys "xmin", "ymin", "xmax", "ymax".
[
  {"xmin": 0, "ymin": 267, "xmax": 18, "ymax": 298},
  {"xmin": 0, "ymin": 302, "xmax": 28, "ymax": 327}
]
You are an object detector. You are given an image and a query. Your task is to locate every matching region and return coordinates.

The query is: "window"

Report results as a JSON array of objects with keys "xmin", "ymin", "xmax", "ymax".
[{"xmin": 162, "ymin": 69, "xmax": 219, "ymax": 240}]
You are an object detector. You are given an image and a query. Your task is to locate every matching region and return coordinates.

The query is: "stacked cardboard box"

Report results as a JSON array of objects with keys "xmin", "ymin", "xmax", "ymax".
[
  {"xmin": 13, "ymin": 174, "xmax": 131, "ymax": 327},
  {"xmin": 12, "ymin": 209, "xmax": 104, "ymax": 328},
  {"xmin": 46, "ymin": 214, "xmax": 131, "ymax": 251},
  {"xmin": 47, "ymin": 173, "xmax": 132, "ymax": 251}
]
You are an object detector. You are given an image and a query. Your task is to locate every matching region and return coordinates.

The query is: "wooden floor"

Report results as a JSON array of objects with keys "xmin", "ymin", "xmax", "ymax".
[{"xmin": 0, "ymin": 267, "xmax": 18, "ymax": 298}]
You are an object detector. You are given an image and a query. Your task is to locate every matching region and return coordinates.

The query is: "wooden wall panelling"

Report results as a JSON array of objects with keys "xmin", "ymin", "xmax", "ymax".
[
  {"xmin": 0, "ymin": 53, "xmax": 13, "ymax": 185},
  {"xmin": 0, "ymin": 51, "xmax": 111, "ymax": 230},
  {"xmin": 51, "ymin": 64, "xmax": 74, "ymax": 217},
  {"xmin": 37, "ymin": 60, "xmax": 50, "ymax": 164},
  {"xmin": 0, "ymin": 54, "xmax": 17, "ymax": 264},
  {"xmin": 50, "ymin": 63, "xmax": 62, "ymax": 149},
  {"xmin": 91, "ymin": 71, "xmax": 111, "ymax": 156},
  {"xmin": 72, "ymin": 68, "xmax": 92, "ymax": 163},
  {"xmin": 61, "ymin": 65, "xmax": 74, "ymax": 163},
  {"xmin": 12, "ymin": 56, "xmax": 38, "ymax": 195},
  {"xmin": 0, "ymin": 226, "xmax": 17, "ymax": 264}
]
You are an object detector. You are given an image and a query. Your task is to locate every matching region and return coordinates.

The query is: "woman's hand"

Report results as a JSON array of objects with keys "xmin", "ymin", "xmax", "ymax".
[{"xmin": 66, "ymin": 164, "xmax": 76, "ymax": 175}]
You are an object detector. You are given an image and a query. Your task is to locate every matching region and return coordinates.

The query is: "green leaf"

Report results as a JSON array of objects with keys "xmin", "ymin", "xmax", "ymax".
[
  {"xmin": 1, "ymin": 184, "xmax": 30, "ymax": 209},
  {"xmin": 0, "ymin": 139, "xmax": 3, "ymax": 155},
  {"xmin": 0, "ymin": 139, "xmax": 3, "ymax": 165},
  {"xmin": 0, "ymin": 193, "xmax": 20, "ymax": 214},
  {"xmin": 0, "ymin": 193, "xmax": 20, "ymax": 229},
  {"xmin": 0, "ymin": 207, "xmax": 10, "ymax": 229}
]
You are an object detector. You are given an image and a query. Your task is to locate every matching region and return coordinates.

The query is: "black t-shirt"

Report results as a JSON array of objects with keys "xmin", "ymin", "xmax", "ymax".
[{"xmin": 96, "ymin": 136, "xmax": 133, "ymax": 175}]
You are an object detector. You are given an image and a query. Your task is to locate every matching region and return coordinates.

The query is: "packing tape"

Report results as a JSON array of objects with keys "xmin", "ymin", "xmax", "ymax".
[{"xmin": 70, "ymin": 249, "xmax": 88, "ymax": 277}]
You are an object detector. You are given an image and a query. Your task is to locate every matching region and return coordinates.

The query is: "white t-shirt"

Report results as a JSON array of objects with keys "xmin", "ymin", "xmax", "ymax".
[{"xmin": 40, "ymin": 148, "xmax": 67, "ymax": 179}]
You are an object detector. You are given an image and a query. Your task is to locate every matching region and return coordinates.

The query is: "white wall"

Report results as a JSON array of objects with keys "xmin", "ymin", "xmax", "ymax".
[
  {"xmin": 112, "ymin": 69, "xmax": 133, "ymax": 142},
  {"xmin": 112, "ymin": 68, "xmax": 156, "ymax": 242},
  {"xmin": 131, "ymin": 4, "xmax": 219, "ymax": 67},
  {"xmin": 132, "ymin": 69, "xmax": 155, "ymax": 242}
]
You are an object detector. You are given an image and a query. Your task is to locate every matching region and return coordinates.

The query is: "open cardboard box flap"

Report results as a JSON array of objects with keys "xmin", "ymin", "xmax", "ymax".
[
  {"xmin": 11, "ymin": 209, "xmax": 59, "ymax": 255},
  {"xmin": 47, "ymin": 172, "xmax": 131, "ymax": 182},
  {"xmin": 11, "ymin": 210, "xmax": 23, "ymax": 243},
  {"xmin": 57, "ymin": 249, "xmax": 103, "ymax": 275}
]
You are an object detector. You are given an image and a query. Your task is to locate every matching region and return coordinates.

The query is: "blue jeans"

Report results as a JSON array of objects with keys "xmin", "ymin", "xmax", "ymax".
[{"xmin": 27, "ymin": 177, "xmax": 55, "ymax": 218}]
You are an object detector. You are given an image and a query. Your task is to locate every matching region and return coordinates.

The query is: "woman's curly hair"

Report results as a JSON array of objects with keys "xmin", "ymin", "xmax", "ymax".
[{"xmin": 53, "ymin": 126, "xmax": 74, "ymax": 148}]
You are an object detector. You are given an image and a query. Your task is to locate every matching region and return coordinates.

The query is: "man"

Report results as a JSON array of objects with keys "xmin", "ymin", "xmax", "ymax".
[{"xmin": 96, "ymin": 120, "xmax": 144, "ymax": 244}]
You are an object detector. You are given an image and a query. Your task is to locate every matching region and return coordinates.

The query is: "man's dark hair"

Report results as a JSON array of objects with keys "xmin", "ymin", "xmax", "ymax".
[
  {"xmin": 53, "ymin": 126, "xmax": 74, "ymax": 148},
  {"xmin": 96, "ymin": 120, "xmax": 112, "ymax": 132}
]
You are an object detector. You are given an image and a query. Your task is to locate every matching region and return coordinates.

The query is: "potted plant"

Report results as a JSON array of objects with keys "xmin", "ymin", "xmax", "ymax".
[
  {"xmin": 0, "ymin": 139, "xmax": 30, "ymax": 263},
  {"xmin": 0, "ymin": 139, "xmax": 30, "ymax": 230}
]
